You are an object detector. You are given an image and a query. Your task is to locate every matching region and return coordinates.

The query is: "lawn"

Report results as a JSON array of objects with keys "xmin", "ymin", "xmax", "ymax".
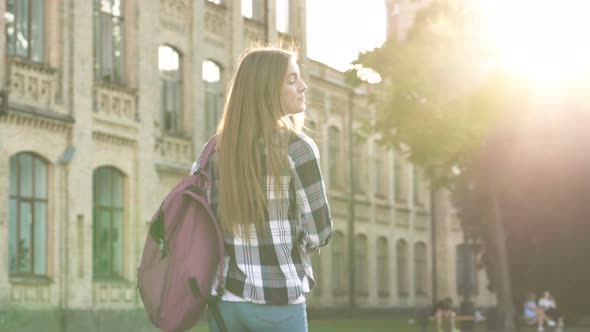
[
  {"xmin": 309, "ymin": 319, "xmax": 414, "ymax": 331},
  {"xmin": 192, "ymin": 318, "xmax": 415, "ymax": 331}
]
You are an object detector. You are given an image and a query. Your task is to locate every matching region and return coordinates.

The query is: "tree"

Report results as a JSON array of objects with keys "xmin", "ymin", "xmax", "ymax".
[
  {"xmin": 350, "ymin": 2, "xmax": 527, "ymax": 327},
  {"xmin": 353, "ymin": 0, "xmax": 590, "ymax": 325}
]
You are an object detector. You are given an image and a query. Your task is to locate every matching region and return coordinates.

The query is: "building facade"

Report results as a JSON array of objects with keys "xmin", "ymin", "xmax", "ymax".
[{"xmin": 0, "ymin": 0, "xmax": 494, "ymax": 330}]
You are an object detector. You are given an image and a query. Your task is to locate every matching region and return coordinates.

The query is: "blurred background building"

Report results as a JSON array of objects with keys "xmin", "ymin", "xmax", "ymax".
[{"xmin": 0, "ymin": 0, "xmax": 494, "ymax": 330}]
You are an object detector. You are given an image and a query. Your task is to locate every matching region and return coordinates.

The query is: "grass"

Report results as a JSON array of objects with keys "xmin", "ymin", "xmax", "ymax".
[
  {"xmin": 192, "ymin": 318, "xmax": 415, "ymax": 331},
  {"xmin": 308, "ymin": 319, "xmax": 414, "ymax": 331}
]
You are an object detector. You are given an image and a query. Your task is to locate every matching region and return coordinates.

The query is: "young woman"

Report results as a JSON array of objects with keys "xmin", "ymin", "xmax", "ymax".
[{"xmin": 191, "ymin": 46, "xmax": 333, "ymax": 332}]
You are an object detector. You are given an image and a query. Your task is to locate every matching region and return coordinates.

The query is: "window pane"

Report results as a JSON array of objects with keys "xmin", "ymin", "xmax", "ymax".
[
  {"xmin": 30, "ymin": 0, "xmax": 44, "ymax": 62},
  {"xmin": 19, "ymin": 154, "xmax": 33, "ymax": 198},
  {"xmin": 112, "ymin": 0, "xmax": 123, "ymax": 17},
  {"xmin": 355, "ymin": 235, "xmax": 367, "ymax": 294},
  {"xmin": 19, "ymin": 202, "xmax": 32, "ymax": 273},
  {"xmin": 94, "ymin": 208, "xmax": 111, "ymax": 275},
  {"xmin": 94, "ymin": 168, "xmax": 111, "ymax": 206},
  {"xmin": 159, "ymin": 45, "xmax": 180, "ymax": 73},
  {"xmin": 251, "ymin": 0, "xmax": 262, "ymax": 20},
  {"xmin": 99, "ymin": 14, "xmax": 114, "ymax": 80},
  {"xmin": 202, "ymin": 60, "xmax": 220, "ymax": 83},
  {"xmin": 397, "ymin": 240, "xmax": 408, "ymax": 294},
  {"xmin": 15, "ymin": 0, "xmax": 29, "ymax": 57},
  {"xmin": 175, "ymin": 82, "xmax": 182, "ymax": 127},
  {"xmin": 10, "ymin": 155, "xmax": 18, "ymax": 196},
  {"xmin": 394, "ymin": 155, "xmax": 406, "ymax": 202},
  {"xmin": 34, "ymin": 158, "xmax": 47, "ymax": 199},
  {"xmin": 241, "ymin": 0, "xmax": 253, "ymax": 18},
  {"xmin": 112, "ymin": 209, "xmax": 123, "ymax": 275},
  {"xmin": 329, "ymin": 128, "xmax": 340, "ymax": 187},
  {"xmin": 9, "ymin": 199, "xmax": 17, "ymax": 273},
  {"xmin": 34, "ymin": 202, "xmax": 46, "ymax": 274},
  {"xmin": 276, "ymin": 0, "xmax": 289, "ymax": 33},
  {"xmin": 112, "ymin": 171, "xmax": 123, "ymax": 208},
  {"xmin": 99, "ymin": 0, "xmax": 114, "ymax": 14},
  {"xmin": 112, "ymin": 17, "xmax": 124, "ymax": 82},
  {"xmin": 5, "ymin": 0, "xmax": 16, "ymax": 55}
]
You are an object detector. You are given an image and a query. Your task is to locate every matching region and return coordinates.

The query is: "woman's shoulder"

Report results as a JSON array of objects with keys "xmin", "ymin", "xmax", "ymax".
[{"xmin": 288, "ymin": 131, "xmax": 320, "ymax": 158}]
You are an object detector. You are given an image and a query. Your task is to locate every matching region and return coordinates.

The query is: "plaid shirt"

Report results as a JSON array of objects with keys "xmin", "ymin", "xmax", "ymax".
[{"xmin": 190, "ymin": 131, "xmax": 332, "ymax": 304}]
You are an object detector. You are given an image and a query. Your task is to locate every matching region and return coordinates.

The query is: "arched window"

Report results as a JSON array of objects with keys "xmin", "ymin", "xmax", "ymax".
[
  {"xmin": 413, "ymin": 166, "xmax": 426, "ymax": 206},
  {"xmin": 202, "ymin": 60, "xmax": 223, "ymax": 137},
  {"xmin": 354, "ymin": 234, "xmax": 368, "ymax": 296},
  {"xmin": 377, "ymin": 237, "xmax": 389, "ymax": 297},
  {"xmin": 353, "ymin": 141, "xmax": 367, "ymax": 194},
  {"xmin": 9, "ymin": 152, "xmax": 48, "ymax": 276},
  {"xmin": 241, "ymin": 0, "xmax": 263, "ymax": 21},
  {"xmin": 394, "ymin": 151, "xmax": 407, "ymax": 203},
  {"xmin": 93, "ymin": 166, "xmax": 125, "ymax": 278},
  {"xmin": 332, "ymin": 231, "xmax": 346, "ymax": 296},
  {"xmin": 375, "ymin": 145, "xmax": 388, "ymax": 198},
  {"xmin": 457, "ymin": 243, "xmax": 478, "ymax": 297},
  {"xmin": 397, "ymin": 239, "xmax": 409, "ymax": 297},
  {"xmin": 275, "ymin": 0, "xmax": 289, "ymax": 33},
  {"xmin": 328, "ymin": 126, "xmax": 340, "ymax": 189},
  {"xmin": 414, "ymin": 242, "xmax": 428, "ymax": 296},
  {"xmin": 5, "ymin": 0, "xmax": 45, "ymax": 62},
  {"xmin": 94, "ymin": 0, "xmax": 126, "ymax": 83},
  {"xmin": 159, "ymin": 45, "xmax": 183, "ymax": 134}
]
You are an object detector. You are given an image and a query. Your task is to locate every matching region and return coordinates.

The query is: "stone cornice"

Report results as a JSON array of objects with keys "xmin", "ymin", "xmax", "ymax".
[
  {"xmin": 92, "ymin": 130, "xmax": 137, "ymax": 147},
  {"xmin": 0, "ymin": 104, "xmax": 73, "ymax": 134}
]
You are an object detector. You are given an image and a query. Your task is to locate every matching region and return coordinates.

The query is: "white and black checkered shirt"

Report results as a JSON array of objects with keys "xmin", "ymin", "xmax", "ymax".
[{"xmin": 191, "ymin": 131, "xmax": 332, "ymax": 304}]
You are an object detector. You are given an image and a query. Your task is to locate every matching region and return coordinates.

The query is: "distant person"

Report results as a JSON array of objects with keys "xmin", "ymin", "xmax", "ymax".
[
  {"xmin": 524, "ymin": 292, "xmax": 547, "ymax": 332},
  {"xmin": 433, "ymin": 297, "xmax": 458, "ymax": 332},
  {"xmin": 538, "ymin": 291, "xmax": 564, "ymax": 328}
]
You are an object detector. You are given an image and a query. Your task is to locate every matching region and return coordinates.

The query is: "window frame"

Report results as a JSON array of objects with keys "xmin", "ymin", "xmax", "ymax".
[
  {"xmin": 241, "ymin": 0, "xmax": 264, "ymax": 21},
  {"xmin": 414, "ymin": 242, "xmax": 428, "ymax": 296},
  {"xmin": 275, "ymin": 0, "xmax": 290, "ymax": 34},
  {"xmin": 8, "ymin": 152, "xmax": 49, "ymax": 277},
  {"xmin": 394, "ymin": 152, "xmax": 407, "ymax": 203},
  {"xmin": 92, "ymin": 166, "xmax": 125, "ymax": 279},
  {"xmin": 377, "ymin": 237, "xmax": 390, "ymax": 297},
  {"xmin": 202, "ymin": 59, "xmax": 223, "ymax": 137},
  {"xmin": 354, "ymin": 234, "xmax": 368, "ymax": 296},
  {"xmin": 397, "ymin": 239, "xmax": 409, "ymax": 297},
  {"xmin": 5, "ymin": 0, "xmax": 46, "ymax": 62},
  {"xmin": 328, "ymin": 126, "xmax": 341, "ymax": 189},
  {"xmin": 93, "ymin": 0, "xmax": 126, "ymax": 84},
  {"xmin": 159, "ymin": 45, "xmax": 183, "ymax": 135},
  {"xmin": 332, "ymin": 231, "xmax": 347, "ymax": 296}
]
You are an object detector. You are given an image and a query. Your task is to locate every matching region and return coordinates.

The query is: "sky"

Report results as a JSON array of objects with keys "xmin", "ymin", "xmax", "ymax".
[{"xmin": 306, "ymin": 0, "xmax": 387, "ymax": 72}]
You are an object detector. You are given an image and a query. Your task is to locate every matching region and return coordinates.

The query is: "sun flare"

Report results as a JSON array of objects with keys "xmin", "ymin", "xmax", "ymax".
[{"xmin": 480, "ymin": 0, "xmax": 590, "ymax": 89}]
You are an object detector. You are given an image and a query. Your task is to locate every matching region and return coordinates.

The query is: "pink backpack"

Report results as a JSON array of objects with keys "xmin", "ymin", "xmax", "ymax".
[{"xmin": 137, "ymin": 137, "xmax": 225, "ymax": 332}]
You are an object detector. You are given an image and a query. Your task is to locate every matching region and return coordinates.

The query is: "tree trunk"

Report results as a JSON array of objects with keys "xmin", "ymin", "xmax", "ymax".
[
  {"xmin": 490, "ymin": 182, "xmax": 515, "ymax": 329},
  {"xmin": 432, "ymin": 188, "xmax": 451, "ymax": 303}
]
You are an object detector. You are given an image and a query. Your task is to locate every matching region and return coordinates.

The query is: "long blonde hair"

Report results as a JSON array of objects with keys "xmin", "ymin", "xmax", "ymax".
[{"xmin": 216, "ymin": 46, "xmax": 303, "ymax": 233}]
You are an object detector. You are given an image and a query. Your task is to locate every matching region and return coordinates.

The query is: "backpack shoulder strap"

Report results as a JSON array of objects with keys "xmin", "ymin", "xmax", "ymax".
[{"xmin": 195, "ymin": 136, "xmax": 217, "ymax": 174}]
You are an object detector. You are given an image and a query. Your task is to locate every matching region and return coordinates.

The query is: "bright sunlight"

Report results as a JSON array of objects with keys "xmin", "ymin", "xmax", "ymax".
[{"xmin": 481, "ymin": 0, "xmax": 590, "ymax": 90}]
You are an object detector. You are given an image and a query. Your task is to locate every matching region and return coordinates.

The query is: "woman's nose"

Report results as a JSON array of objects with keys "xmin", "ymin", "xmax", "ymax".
[{"xmin": 299, "ymin": 80, "xmax": 308, "ymax": 92}]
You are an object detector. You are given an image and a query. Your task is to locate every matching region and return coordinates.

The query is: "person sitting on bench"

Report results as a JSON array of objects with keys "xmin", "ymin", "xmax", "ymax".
[
  {"xmin": 433, "ymin": 297, "xmax": 458, "ymax": 332},
  {"xmin": 524, "ymin": 292, "xmax": 547, "ymax": 332}
]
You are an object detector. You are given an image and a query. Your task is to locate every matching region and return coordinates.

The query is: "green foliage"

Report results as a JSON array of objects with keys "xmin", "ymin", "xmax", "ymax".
[{"xmin": 351, "ymin": 1, "xmax": 527, "ymax": 188}]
